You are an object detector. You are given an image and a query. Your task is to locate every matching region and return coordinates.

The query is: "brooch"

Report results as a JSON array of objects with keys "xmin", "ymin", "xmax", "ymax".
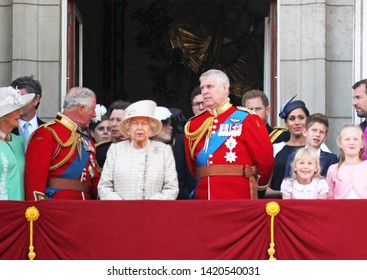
[{"xmin": 224, "ymin": 136, "xmax": 237, "ymax": 163}]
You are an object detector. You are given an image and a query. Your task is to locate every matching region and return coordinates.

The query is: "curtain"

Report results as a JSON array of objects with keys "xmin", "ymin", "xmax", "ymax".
[{"xmin": 0, "ymin": 200, "xmax": 366, "ymax": 260}]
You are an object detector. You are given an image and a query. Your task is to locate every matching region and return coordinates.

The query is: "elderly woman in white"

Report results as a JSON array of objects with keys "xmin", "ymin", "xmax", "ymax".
[{"xmin": 98, "ymin": 100, "xmax": 178, "ymax": 200}]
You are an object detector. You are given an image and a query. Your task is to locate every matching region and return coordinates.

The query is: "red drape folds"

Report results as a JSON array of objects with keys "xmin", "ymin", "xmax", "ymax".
[{"xmin": 0, "ymin": 200, "xmax": 366, "ymax": 260}]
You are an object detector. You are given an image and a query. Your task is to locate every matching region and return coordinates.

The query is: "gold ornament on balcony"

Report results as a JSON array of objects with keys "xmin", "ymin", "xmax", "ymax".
[
  {"xmin": 25, "ymin": 206, "xmax": 40, "ymax": 260},
  {"xmin": 266, "ymin": 201, "xmax": 280, "ymax": 260}
]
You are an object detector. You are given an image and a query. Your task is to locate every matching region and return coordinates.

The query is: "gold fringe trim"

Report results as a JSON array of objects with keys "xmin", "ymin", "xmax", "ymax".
[
  {"xmin": 46, "ymin": 127, "xmax": 82, "ymax": 171},
  {"xmin": 266, "ymin": 201, "xmax": 280, "ymax": 260},
  {"xmin": 184, "ymin": 117, "xmax": 214, "ymax": 160},
  {"xmin": 25, "ymin": 206, "xmax": 40, "ymax": 260},
  {"xmin": 47, "ymin": 127, "xmax": 77, "ymax": 147}
]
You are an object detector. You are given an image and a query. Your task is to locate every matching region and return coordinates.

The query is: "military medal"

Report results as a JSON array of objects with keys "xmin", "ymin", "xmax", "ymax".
[
  {"xmin": 77, "ymin": 135, "xmax": 82, "ymax": 159},
  {"xmin": 89, "ymin": 154, "xmax": 96, "ymax": 168},
  {"xmin": 218, "ymin": 124, "xmax": 230, "ymax": 136},
  {"xmin": 224, "ymin": 136, "xmax": 237, "ymax": 163},
  {"xmin": 88, "ymin": 165, "xmax": 95, "ymax": 179},
  {"xmin": 80, "ymin": 168, "xmax": 87, "ymax": 182},
  {"xmin": 225, "ymin": 136, "xmax": 237, "ymax": 150},
  {"xmin": 218, "ymin": 125, "xmax": 223, "ymax": 136},
  {"xmin": 83, "ymin": 138, "xmax": 95, "ymax": 152},
  {"xmin": 225, "ymin": 151, "xmax": 237, "ymax": 163},
  {"xmin": 231, "ymin": 124, "xmax": 242, "ymax": 136},
  {"xmin": 230, "ymin": 118, "xmax": 240, "ymax": 123},
  {"xmin": 219, "ymin": 123, "xmax": 242, "ymax": 137}
]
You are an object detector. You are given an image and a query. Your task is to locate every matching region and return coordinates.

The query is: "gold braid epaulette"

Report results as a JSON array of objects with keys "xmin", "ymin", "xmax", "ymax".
[
  {"xmin": 184, "ymin": 117, "xmax": 214, "ymax": 160},
  {"xmin": 96, "ymin": 139, "xmax": 111, "ymax": 148},
  {"xmin": 236, "ymin": 106, "xmax": 255, "ymax": 114},
  {"xmin": 46, "ymin": 127, "xmax": 82, "ymax": 171}
]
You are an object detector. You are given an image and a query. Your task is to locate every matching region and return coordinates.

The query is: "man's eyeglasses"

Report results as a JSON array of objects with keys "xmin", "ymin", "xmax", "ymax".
[{"xmin": 192, "ymin": 102, "xmax": 204, "ymax": 107}]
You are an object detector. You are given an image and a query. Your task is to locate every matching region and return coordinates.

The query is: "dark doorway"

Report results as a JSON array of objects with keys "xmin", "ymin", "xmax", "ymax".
[{"xmin": 75, "ymin": 0, "xmax": 270, "ymax": 118}]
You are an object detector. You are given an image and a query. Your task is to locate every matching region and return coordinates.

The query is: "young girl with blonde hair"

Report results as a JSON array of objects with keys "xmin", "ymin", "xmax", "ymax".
[
  {"xmin": 326, "ymin": 124, "xmax": 367, "ymax": 199},
  {"xmin": 281, "ymin": 147, "xmax": 328, "ymax": 199}
]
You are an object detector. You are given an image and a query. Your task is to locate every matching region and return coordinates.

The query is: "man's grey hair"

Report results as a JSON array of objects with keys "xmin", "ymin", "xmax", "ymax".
[
  {"xmin": 199, "ymin": 69, "xmax": 230, "ymax": 87},
  {"xmin": 63, "ymin": 87, "xmax": 95, "ymax": 109}
]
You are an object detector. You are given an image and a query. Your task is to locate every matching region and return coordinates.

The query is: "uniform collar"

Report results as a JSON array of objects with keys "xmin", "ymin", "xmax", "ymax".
[
  {"xmin": 208, "ymin": 99, "xmax": 231, "ymax": 117},
  {"xmin": 56, "ymin": 113, "xmax": 78, "ymax": 132}
]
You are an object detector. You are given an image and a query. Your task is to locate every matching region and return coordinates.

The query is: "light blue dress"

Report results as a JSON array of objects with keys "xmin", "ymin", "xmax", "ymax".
[{"xmin": 0, "ymin": 134, "xmax": 25, "ymax": 200}]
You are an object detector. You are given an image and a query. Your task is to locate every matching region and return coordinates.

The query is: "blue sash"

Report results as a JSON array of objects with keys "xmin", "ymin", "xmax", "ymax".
[
  {"xmin": 190, "ymin": 110, "xmax": 248, "ymax": 199},
  {"xmin": 59, "ymin": 133, "xmax": 90, "ymax": 179},
  {"xmin": 46, "ymin": 133, "xmax": 91, "ymax": 198},
  {"xmin": 196, "ymin": 110, "xmax": 248, "ymax": 167}
]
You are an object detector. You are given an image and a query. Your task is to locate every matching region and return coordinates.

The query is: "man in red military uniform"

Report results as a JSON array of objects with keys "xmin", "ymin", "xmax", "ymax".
[
  {"xmin": 184, "ymin": 69, "xmax": 274, "ymax": 199},
  {"xmin": 25, "ymin": 87, "xmax": 100, "ymax": 200}
]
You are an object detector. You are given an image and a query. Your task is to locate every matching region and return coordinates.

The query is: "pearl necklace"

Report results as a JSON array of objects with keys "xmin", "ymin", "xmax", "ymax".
[{"xmin": 0, "ymin": 130, "xmax": 11, "ymax": 142}]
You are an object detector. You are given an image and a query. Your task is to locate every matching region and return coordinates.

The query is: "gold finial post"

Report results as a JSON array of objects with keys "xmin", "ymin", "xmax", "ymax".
[
  {"xmin": 266, "ymin": 201, "xmax": 280, "ymax": 260},
  {"xmin": 25, "ymin": 206, "xmax": 40, "ymax": 260}
]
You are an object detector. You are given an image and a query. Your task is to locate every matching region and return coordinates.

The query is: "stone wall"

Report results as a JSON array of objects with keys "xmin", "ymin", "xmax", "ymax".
[
  {"xmin": 279, "ymin": 0, "xmax": 354, "ymax": 153},
  {"xmin": 1, "ymin": 0, "xmax": 62, "ymax": 121}
]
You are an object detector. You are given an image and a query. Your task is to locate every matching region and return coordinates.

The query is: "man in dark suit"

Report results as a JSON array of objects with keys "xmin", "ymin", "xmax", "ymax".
[
  {"xmin": 11, "ymin": 76, "xmax": 45, "ymax": 150},
  {"xmin": 241, "ymin": 89, "xmax": 290, "ymax": 144},
  {"xmin": 171, "ymin": 86, "xmax": 208, "ymax": 199},
  {"xmin": 352, "ymin": 79, "xmax": 367, "ymax": 132}
]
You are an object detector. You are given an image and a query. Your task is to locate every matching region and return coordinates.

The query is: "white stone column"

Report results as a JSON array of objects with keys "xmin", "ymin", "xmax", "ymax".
[
  {"xmin": 353, "ymin": 0, "xmax": 367, "ymax": 123},
  {"xmin": 279, "ymin": 0, "xmax": 327, "ymax": 115},
  {"xmin": 12, "ymin": 0, "xmax": 62, "ymax": 120},
  {"xmin": 0, "ymin": 0, "xmax": 14, "ymax": 85},
  {"xmin": 279, "ymin": 0, "xmax": 354, "ymax": 152}
]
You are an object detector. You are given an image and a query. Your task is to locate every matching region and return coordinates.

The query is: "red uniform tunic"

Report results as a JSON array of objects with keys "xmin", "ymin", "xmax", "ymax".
[
  {"xmin": 25, "ymin": 113, "xmax": 100, "ymax": 200},
  {"xmin": 184, "ymin": 101, "xmax": 274, "ymax": 199}
]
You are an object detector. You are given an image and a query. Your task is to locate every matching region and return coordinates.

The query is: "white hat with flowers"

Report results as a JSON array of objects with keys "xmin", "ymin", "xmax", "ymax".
[
  {"xmin": 0, "ymin": 87, "xmax": 35, "ymax": 118},
  {"xmin": 92, "ymin": 104, "xmax": 107, "ymax": 123}
]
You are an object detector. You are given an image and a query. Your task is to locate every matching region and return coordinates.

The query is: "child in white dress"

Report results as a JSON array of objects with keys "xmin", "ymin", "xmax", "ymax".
[{"xmin": 281, "ymin": 147, "xmax": 328, "ymax": 199}]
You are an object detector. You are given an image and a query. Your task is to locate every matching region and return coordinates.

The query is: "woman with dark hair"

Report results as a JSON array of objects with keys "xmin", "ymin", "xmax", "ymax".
[
  {"xmin": 96, "ymin": 100, "xmax": 131, "ymax": 168},
  {"xmin": 89, "ymin": 104, "xmax": 111, "ymax": 144},
  {"xmin": 266, "ymin": 96, "xmax": 310, "ymax": 198}
]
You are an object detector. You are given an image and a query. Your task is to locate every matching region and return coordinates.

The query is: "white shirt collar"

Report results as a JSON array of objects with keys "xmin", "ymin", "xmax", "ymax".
[
  {"xmin": 305, "ymin": 146, "xmax": 321, "ymax": 157},
  {"xmin": 19, "ymin": 115, "xmax": 39, "ymax": 132}
]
